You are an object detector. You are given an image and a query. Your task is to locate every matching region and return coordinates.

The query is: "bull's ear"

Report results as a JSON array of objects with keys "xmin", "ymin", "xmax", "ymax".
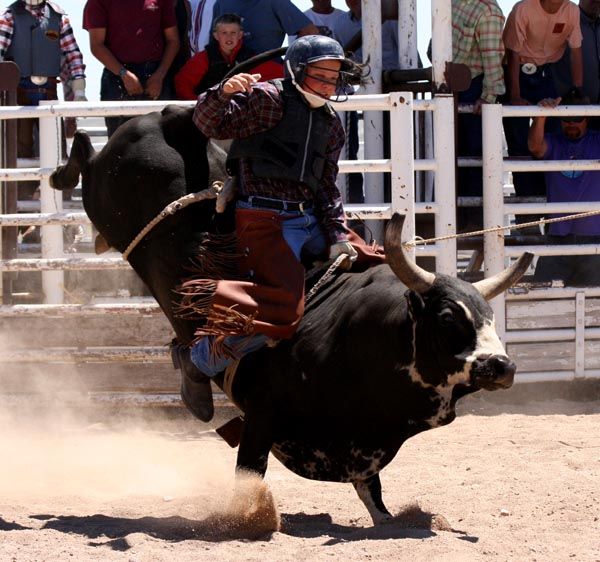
[{"xmin": 405, "ymin": 289, "xmax": 424, "ymax": 318}]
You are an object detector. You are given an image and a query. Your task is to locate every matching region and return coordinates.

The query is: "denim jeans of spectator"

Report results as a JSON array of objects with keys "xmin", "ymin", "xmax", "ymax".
[
  {"xmin": 100, "ymin": 62, "xmax": 174, "ymax": 137},
  {"xmin": 190, "ymin": 203, "xmax": 327, "ymax": 377},
  {"xmin": 502, "ymin": 65, "xmax": 559, "ymax": 200},
  {"xmin": 533, "ymin": 234, "xmax": 600, "ymax": 286}
]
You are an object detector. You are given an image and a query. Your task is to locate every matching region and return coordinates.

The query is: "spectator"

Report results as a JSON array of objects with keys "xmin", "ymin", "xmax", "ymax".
[
  {"xmin": 452, "ymin": 0, "xmax": 505, "ymax": 231},
  {"xmin": 528, "ymin": 90, "xmax": 600, "ymax": 286},
  {"xmin": 503, "ymin": 0, "xmax": 583, "ymax": 206},
  {"xmin": 173, "ymin": 36, "xmax": 360, "ymax": 421},
  {"xmin": 0, "ymin": 0, "xmax": 86, "ymax": 167},
  {"xmin": 188, "ymin": 0, "xmax": 217, "ymax": 55},
  {"xmin": 211, "ymin": 0, "xmax": 319, "ymax": 54},
  {"xmin": 289, "ymin": 0, "xmax": 345, "ymax": 43},
  {"xmin": 173, "ymin": 0, "xmax": 192, "ymax": 74},
  {"xmin": 83, "ymin": 0, "xmax": 180, "ymax": 137},
  {"xmin": 174, "ymin": 13, "xmax": 282, "ymax": 100},
  {"xmin": 553, "ymin": 0, "xmax": 600, "ymax": 127},
  {"xmin": 333, "ymin": 0, "xmax": 361, "ymax": 57}
]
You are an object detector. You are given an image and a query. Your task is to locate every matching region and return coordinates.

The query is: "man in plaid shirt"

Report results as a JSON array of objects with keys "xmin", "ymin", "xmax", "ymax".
[
  {"xmin": 451, "ymin": 0, "xmax": 505, "ymax": 231},
  {"xmin": 171, "ymin": 35, "xmax": 361, "ymax": 422},
  {"xmin": 0, "ymin": 0, "xmax": 85, "ymax": 165}
]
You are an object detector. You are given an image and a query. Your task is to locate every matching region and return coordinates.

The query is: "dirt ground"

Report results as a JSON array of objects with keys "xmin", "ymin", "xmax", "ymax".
[{"xmin": 1, "ymin": 393, "xmax": 599, "ymax": 562}]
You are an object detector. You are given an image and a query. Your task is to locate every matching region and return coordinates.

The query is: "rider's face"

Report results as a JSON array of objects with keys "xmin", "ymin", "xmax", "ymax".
[{"xmin": 302, "ymin": 59, "xmax": 342, "ymax": 98}]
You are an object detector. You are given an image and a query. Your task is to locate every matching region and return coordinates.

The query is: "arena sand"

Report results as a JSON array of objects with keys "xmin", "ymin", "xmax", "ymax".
[{"xmin": 0, "ymin": 395, "xmax": 599, "ymax": 561}]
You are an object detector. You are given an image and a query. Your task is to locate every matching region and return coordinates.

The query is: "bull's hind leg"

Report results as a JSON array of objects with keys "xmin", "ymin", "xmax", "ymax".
[{"xmin": 353, "ymin": 474, "xmax": 392, "ymax": 524}]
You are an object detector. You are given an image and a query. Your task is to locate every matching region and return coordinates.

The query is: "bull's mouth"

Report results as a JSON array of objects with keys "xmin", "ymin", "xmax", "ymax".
[{"xmin": 470, "ymin": 355, "xmax": 516, "ymax": 390}]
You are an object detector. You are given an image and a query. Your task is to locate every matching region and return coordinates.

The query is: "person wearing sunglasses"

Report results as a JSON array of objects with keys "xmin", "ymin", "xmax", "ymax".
[{"xmin": 528, "ymin": 88, "xmax": 600, "ymax": 286}]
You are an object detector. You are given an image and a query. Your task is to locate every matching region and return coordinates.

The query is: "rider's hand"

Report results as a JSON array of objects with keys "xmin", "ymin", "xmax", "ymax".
[
  {"xmin": 222, "ymin": 73, "xmax": 261, "ymax": 95},
  {"xmin": 329, "ymin": 241, "xmax": 358, "ymax": 269}
]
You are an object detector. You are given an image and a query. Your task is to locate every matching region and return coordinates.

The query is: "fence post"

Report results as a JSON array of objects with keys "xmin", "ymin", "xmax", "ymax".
[
  {"xmin": 433, "ymin": 95, "xmax": 456, "ymax": 275},
  {"xmin": 362, "ymin": 0, "xmax": 384, "ymax": 243},
  {"xmin": 38, "ymin": 100, "xmax": 64, "ymax": 304},
  {"xmin": 482, "ymin": 103, "xmax": 506, "ymax": 341},
  {"xmin": 389, "ymin": 92, "xmax": 415, "ymax": 258},
  {"xmin": 0, "ymin": 62, "xmax": 20, "ymax": 304}
]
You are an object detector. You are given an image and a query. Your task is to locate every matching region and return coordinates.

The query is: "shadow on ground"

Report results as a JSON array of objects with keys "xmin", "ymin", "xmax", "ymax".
[{"xmin": 28, "ymin": 503, "xmax": 476, "ymax": 549}]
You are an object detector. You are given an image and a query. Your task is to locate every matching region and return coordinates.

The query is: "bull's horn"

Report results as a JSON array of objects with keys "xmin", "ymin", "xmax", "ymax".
[
  {"xmin": 384, "ymin": 213, "xmax": 435, "ymax": 293},
  {"xmin": 473, "ymin": 252, "xmax": 534, "ymax": 300}
]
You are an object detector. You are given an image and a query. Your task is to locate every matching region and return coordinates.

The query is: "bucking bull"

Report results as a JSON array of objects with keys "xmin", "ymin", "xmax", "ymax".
[{"xmin": 50, "ymin": 105, "xmax": 532, "ymax": 524}]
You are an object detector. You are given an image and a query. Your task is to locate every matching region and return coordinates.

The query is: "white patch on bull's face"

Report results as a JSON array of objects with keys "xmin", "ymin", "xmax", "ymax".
[
  {"xmin": 408, "ymin": 305, "xmax": 507, "ymax": 428},
  {"xmin": 451, "ymin": 305, "xmax": 506, "ymax": 384},
  {"xmin": 472, "ymin": 313, "xmax": 506, "ymax": 357}
]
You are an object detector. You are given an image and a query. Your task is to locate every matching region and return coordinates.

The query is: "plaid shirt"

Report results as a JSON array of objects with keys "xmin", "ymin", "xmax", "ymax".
[
  {"xmin": 452, "ymin": 0, "xmax": 505, "ymax": 103},
  {"xmin": 0, "ymin": 4, "xmax": 85, "ymax": 80},
  {"xmin": 194, "ymin": 81, "xmax": 349, "ymax": 243}
]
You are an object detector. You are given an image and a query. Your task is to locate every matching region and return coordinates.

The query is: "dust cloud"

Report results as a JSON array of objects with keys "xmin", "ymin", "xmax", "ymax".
[{"xmin": 0, "ymin": 331, "xmax": 280, "ymax": 537}]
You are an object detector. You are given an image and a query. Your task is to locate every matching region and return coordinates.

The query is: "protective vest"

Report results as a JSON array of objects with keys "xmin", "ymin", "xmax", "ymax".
[
  {"xmin": 5, "ymin": 1, "xmax": 62, "ymax": 78},
  {"xmin": 226, "ymin": 79, "xmax": 335, "ymax": 194},
  {"xmin": 195, "ymin": 42, "xmax": 256, "ymax": 94}
]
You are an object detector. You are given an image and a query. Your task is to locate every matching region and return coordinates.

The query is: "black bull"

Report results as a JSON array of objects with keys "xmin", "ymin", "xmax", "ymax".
[{"xmin": 50, "ymin": 105, "xmax": 533, "ymax": 524}]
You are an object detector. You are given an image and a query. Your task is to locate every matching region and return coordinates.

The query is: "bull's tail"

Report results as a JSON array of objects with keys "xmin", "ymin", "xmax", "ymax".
[{"xmin": 50, "ymin": 131, "xmax": 95, "ymax": 191}]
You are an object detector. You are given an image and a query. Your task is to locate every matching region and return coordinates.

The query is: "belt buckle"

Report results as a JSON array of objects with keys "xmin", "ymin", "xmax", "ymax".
[
  {"xmin": 30, "ymin": 75, "xmax": 48, "ymax": 85},
  {"xmin": 298, "ymin": 201, "xmax": 305, "ymax": 212},
  {"xmin": 521, "ymin": 63, "xmax": 537, "ymax": 75}
]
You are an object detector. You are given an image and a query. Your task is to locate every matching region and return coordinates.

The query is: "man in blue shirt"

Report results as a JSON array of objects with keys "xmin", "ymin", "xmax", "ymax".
[{"xmin": 528, "ymin": 89, "xmax": 600, "ymax": 286}]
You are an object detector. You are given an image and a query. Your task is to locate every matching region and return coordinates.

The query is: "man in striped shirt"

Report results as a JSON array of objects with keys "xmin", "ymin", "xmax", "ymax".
[
  {"xmin": 0, "ymin": 0, "xmax": 86, "ymax": 163},
  {"xmin": 451, "ymin": 0, "xmax": 505, "ymax": 231}
]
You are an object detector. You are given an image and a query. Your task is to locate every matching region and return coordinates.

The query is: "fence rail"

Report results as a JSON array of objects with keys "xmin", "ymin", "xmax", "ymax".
[{"xmin": 2, "ymin": 97, "xmax": 600, "ymax": 384}]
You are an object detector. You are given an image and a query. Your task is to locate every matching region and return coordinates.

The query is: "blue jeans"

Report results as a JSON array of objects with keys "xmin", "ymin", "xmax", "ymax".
[
  {"xmin": 100, "ymin": 62, "xmax": 174, "ymax": 137},
  {"xmin": 502, "ymin": 64, "xmax": 559, "ymax": 199},
  {"xmin": 190, "ymin": 202, "xmax": 327, "ymax": 377}
]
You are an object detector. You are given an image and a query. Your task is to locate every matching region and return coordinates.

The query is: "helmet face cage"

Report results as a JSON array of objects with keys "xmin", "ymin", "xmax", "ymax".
[{"xmin": 285, "ymin": 35, "xmax": 360, "ymax": 100}]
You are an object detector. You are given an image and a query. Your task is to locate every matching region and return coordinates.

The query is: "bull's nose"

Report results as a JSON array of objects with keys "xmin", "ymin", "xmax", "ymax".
[{"xmin": 489, "ymin": 355, "xmax": 516, "ymax": 377}]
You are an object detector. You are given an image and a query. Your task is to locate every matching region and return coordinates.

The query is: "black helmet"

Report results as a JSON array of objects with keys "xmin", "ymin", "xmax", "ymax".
[{"xmin": 285, "ymin": 35, "xmax": 354, "ymax": 85}]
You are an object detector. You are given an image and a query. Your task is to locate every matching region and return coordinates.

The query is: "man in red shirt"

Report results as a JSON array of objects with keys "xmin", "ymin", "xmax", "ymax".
[
  {"xmin": 83, "ymin": 0, "xmax": 180, "ymax": 136},
  {"xmin": 174, "ymin": 13, "xmax": 282, "ymax": 99}
]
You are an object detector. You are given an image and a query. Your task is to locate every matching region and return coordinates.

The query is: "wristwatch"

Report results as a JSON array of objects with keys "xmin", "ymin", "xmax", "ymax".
[{"xmin": 118, "ymin": 67, "xmax": 127, "ymax": 78}]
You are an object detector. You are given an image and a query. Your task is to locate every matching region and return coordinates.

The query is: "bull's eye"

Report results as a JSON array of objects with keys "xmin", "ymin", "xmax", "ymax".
[{"xmin": 438, "ymin": 308, "xmax": 455, "ymax": 327}]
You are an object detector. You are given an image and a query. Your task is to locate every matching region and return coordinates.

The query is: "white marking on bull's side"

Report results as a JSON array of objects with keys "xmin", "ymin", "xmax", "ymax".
[
  {"xmin": 425, "ymin": 385, "xmax": 454, "ymax": 427},
  {"xmin": 340, "ymin": 448, "xmax": 387, "ymax": 481}
]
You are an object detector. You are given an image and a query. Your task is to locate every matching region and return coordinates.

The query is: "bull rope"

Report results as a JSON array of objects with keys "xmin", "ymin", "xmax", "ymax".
[
  {"xmin": 121, "ymin": 183, "xmax": 223, "ymax": 261},
  {"xmin": 304, "ymin": 254, "xmax": 349, "ymax": 304},
  {"xmin": 400, "ymin": 209, "xmax": 600, "ymax": 248}
]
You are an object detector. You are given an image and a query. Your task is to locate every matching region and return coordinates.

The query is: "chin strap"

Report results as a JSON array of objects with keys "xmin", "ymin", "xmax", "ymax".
[{"xmin": 286, "ymin": 60, "xmax": 328, "ymax": 108}]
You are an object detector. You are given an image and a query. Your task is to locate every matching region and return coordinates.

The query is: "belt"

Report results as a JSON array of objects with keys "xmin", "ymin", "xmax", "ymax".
[
  {"xmin": 521, "ymin": 62, "xmax": 548, "ymax": 75},
  {"xmin": 240, "ymin": 195, "xmax": 313, "ymax": 212}
]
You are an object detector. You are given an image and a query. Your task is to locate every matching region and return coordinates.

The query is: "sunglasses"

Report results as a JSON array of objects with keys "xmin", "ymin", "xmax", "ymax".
[{"xmin": 561, "ymin": 116, "xmax": 586, "ymax": 123}]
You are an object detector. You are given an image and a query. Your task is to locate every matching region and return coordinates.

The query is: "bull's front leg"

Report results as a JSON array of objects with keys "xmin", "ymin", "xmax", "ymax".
[
  {"xmin": 235, "ymin": 409, "xmax": 274, "ymax": 477},
  {"xmin": 353, "ymin": 474, "xmax": 392, "ymax": 524}
]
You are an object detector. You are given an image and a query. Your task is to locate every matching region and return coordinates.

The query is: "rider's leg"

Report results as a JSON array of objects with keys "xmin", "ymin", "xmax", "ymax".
[
  {"xmin": 190, "ymin": 333, "xmax": 270, "ymax": 377},
  {"xmin": 188, "ymin": 210, "xmax": 326, "ymax": 378}
]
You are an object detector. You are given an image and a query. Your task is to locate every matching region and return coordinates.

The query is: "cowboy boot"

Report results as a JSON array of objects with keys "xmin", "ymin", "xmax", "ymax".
[{"xmin": 171, "ymin": 343, "xmax": 214, "ymax": 422}]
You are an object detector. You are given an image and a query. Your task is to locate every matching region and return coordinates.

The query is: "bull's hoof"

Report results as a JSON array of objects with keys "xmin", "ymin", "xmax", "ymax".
[{"xmin": 172, "ymin": 344, "xmax": 214, "ymax": 422}]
